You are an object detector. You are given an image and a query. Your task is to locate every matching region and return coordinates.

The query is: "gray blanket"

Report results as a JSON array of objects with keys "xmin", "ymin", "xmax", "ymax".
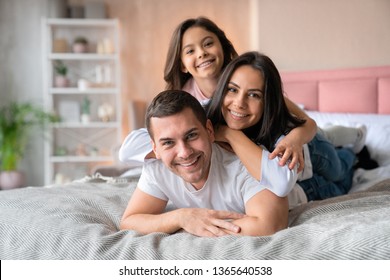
[{"xmin": 1, "ymin": 177, "xmax": 389, "ymax": 260}]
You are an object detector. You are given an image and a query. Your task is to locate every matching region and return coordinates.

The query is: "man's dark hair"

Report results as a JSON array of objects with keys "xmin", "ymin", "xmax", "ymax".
[{"xmin": 146, "ymin": 90, "xmax": 207, "ymax": 139}]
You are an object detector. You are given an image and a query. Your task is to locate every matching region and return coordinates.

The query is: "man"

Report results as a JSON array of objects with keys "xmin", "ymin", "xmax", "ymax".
[{"xmin": 120, "ymin": 90, "xmax": 297, "ymax": 237}]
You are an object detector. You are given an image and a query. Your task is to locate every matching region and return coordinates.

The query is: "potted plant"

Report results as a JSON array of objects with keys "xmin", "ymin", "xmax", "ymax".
[
  {"xmin": 72, "ymin": 36, "xmax": 89, "ymax": 53},
  {"xmin": 54, "ymin": 60, "xmax": 69, "ymax": 87},
  {"xmin": 0, "ymin": 102, "xmax": 58, "ymax": 190}
]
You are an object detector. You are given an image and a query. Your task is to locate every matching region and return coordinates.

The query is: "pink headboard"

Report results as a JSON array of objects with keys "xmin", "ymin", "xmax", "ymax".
[{"xmin": 281, "ymin": 66, "xmax": 390, "ymax": 114}]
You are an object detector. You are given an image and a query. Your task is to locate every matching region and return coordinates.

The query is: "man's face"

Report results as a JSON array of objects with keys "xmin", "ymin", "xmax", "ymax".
[{"xmin": 151, "ymin": 108, "xmax": 215, "ymax": 190}]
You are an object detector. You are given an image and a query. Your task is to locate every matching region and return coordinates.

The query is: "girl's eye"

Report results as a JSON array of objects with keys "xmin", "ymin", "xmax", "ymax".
[
  {"xmin": 184, "ymin": 49, "xmax": 194, "ymax": 55},
  {"xmin": 204, "ymin": 40, "xmax": 213, "ymax": 47}
]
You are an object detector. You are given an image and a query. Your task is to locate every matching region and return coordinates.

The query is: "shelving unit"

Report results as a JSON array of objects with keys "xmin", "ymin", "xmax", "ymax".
[{"xmin": 42, "ymin": 18, "xmax": 122, "ymax": 185}]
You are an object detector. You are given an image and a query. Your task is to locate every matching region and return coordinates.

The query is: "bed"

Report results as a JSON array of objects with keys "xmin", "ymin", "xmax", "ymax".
[{"xmin": 1, "ymin": 66, "xmax": 390, "ymax": 260}]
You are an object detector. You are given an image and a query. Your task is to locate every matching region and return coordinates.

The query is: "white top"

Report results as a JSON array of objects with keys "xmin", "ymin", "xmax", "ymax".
[
  {"xmin": 118, "ymin": 127, "xmax": 150, "ymax": 166},
  {"xmin": 138, "ymin": 144, "xmax": 298, "ymax": 213}
]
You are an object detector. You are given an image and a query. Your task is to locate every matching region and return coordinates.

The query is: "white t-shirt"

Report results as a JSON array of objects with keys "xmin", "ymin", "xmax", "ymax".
[{"xmin": 137, "ymin": 144, "xmax": 298, "ymax": 214}]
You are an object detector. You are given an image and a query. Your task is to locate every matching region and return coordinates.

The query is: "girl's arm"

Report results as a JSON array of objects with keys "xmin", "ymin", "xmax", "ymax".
[
  {"xmin": 270, "ymin": 97, "xmax": 317, "ymax": 172},
  {"xmin": 118, "ymin": 128, "xmax": 155, "ymax": 164}
]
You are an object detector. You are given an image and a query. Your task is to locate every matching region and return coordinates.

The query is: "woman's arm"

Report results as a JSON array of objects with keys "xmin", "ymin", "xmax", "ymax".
[
  {"xmin": 270, "ymin": 97, "xmax": 317, "ymax": 172},
  {"xmin": 215, "ymin": 126, "xmax": 298, "ymax": 194},
  {"xmin": 216, "ymin": 127, "xmax": 263, "ymax": 180}
]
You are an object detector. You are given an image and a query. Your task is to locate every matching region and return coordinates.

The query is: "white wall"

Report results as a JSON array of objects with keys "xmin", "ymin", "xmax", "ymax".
[{"xmin": 0, "ymin": 0, "xmax": 51, "ymax": 186}]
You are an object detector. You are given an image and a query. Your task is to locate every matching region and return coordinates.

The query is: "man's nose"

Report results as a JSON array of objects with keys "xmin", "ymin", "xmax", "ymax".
[{"xmin": 177, "ymin": 141, "xmax": 194, "ymax": 158}]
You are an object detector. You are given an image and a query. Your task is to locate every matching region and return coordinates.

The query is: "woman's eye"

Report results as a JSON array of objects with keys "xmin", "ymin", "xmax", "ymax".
[
  {"xmin": 248, "ymin": 92, "xmax": 263, "ymax": 99},
  {"xmin": 227, "ymin": 87, "xmax": 237, "ymax": 93}
]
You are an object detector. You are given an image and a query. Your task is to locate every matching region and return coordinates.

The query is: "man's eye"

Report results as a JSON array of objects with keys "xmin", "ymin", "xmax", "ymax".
[
  {"xmin": 187, "ymin": 132, "xmax": 198, "ymax": 140},
  {"xmin": 162, "ymin": 141, "xmax": 173, "ymax": 147}
]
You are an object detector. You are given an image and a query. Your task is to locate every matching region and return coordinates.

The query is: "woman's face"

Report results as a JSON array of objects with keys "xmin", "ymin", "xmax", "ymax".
[
  {"xmin": 222, "ymin": 65, "xmax": 264, "ymax": 130},
  {"xmin": 180, "ymin": 26, "xmax": 224, "ymax": 81}
]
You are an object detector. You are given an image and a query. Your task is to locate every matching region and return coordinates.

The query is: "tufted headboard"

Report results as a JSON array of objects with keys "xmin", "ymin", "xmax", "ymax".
[{"xmin": 281, "ymin": 65, "xmax": 390, "ymax": 114}]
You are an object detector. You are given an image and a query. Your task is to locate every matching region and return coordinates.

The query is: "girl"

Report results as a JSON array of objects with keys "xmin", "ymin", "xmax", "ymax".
[
  {"xmin": 206, "ymin": 51, "xmax": 357, "ymax": 201},
  {"xmin": 119, "ymin": 17, "xmax": 317, "ymax": 170}
]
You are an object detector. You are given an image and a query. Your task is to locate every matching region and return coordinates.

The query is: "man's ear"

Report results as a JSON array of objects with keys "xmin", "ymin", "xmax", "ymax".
[
  {"xmin": 151, "ymin": 140, "xmax": 161, "ymax": 159},
  {"xmin": 206, "ymin": 119, "xmax": 215, "ymax": 142}
]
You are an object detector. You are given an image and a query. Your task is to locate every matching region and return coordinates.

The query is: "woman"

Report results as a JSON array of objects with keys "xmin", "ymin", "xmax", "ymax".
[{"xmin": 206, "ymin": 51, "xmax": 357, "ymax": 201}]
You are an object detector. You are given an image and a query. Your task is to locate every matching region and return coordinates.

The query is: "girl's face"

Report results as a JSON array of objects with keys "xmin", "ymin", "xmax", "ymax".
[
  {"xmin": 180, "ymin": 26, "xmax": 224, "ymax": 81},
  {"xmin": 222, "ymin": 65, "xmax": 264, "ymax": 130}
]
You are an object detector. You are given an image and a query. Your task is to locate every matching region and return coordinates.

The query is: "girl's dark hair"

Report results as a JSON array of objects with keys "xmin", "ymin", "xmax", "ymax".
[
  {"xmin": 146, "ymin": 90, "xmax": 207, "ymax": 139},
  {"xmin": 164, "ymin": 16, "xmax": 238, "ymax": 90},
  {"xmin": 206, "ymin": 51, "xmax": 305, "ymax": 152}
]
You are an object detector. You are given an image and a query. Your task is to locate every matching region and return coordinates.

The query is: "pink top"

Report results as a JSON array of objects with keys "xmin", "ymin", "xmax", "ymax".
[{"xmin": 182, "ymin": 78, "xmax": 211, "ymax": 107}]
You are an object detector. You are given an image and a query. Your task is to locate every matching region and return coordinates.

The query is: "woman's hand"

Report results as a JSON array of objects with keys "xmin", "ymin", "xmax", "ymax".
[{"xmin": 269, "ymin": 135, "xmax": 304, "ymax": 173}]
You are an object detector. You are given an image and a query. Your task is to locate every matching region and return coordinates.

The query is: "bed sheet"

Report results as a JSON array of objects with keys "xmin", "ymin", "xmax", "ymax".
[
  {"xmin": 306, "ymin": 111, "xmax": 390, "ymax": 193},
  {"xmin": 0, "ymin": 177, "xmax": 389, "ymax": 260}
]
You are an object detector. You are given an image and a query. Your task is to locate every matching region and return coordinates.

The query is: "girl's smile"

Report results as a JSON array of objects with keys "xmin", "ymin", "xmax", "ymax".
[{"xmin": 181, "ymin": 26, "xmax": 224, "ymax": 80}]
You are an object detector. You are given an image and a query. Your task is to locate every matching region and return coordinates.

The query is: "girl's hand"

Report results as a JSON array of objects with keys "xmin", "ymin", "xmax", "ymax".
[{"xmin": 269, "ymin": 137, "xmax": 304, "ymax": 173}]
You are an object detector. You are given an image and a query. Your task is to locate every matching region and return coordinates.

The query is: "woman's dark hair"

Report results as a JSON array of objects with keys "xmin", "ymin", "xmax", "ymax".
[
  {"xmin": 164, "ymin": 16, "xmax": 238, "ymax": 90},
  {"xmin": 146, "ymin": 90, "xmax": 207, "ymax": 139},
  {"xmin": 206, "ymin": 51, "xmax": 305, "ymax": 152}
]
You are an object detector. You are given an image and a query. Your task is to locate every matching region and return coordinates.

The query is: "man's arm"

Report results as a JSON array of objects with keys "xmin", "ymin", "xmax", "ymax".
[
  {"xmin": 227, "ymin": 189, "xmax": 289, "ymax": 236},
  {"xmin": 120, "ymin": 187, "xmax": 245, "ymax": 237}
]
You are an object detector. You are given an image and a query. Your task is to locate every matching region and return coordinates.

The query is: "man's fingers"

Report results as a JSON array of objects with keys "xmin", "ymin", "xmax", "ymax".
[{"xmin": 212, "ymin": 219, "xmax": 240, "ymax": 233}]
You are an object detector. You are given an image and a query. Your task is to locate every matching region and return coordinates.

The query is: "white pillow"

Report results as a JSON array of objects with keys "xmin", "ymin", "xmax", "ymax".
[{"xmin": 306, "ymin": 111, "xmax": 390, "ymax": 166}]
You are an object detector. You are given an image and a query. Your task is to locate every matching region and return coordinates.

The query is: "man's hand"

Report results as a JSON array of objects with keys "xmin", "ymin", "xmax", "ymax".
[{"xmin": 178, "ymin": 208, "xmax": 245, "ymax": 237}]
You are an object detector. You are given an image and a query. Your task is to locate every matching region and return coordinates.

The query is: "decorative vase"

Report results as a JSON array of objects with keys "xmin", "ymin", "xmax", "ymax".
[
  {"xmin": 0, "ymin": 171, "xmax": 26, "ymax": 190},
  {"xmin": 55, "ymin": 75, "xmax": 69, "ymax": 87},
  {"xmin": 81, "ymin": 114, "xmax": 90, "ymax": 124},
  {"xmin": 72, "ymin": 42, "xmax": 88, "ymax": 53}
]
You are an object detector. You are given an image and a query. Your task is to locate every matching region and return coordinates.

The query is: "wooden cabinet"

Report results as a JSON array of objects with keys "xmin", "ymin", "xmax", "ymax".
[{"xmin": 42, "ymin": 18, "xmax": 121, "ymax": 184}]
